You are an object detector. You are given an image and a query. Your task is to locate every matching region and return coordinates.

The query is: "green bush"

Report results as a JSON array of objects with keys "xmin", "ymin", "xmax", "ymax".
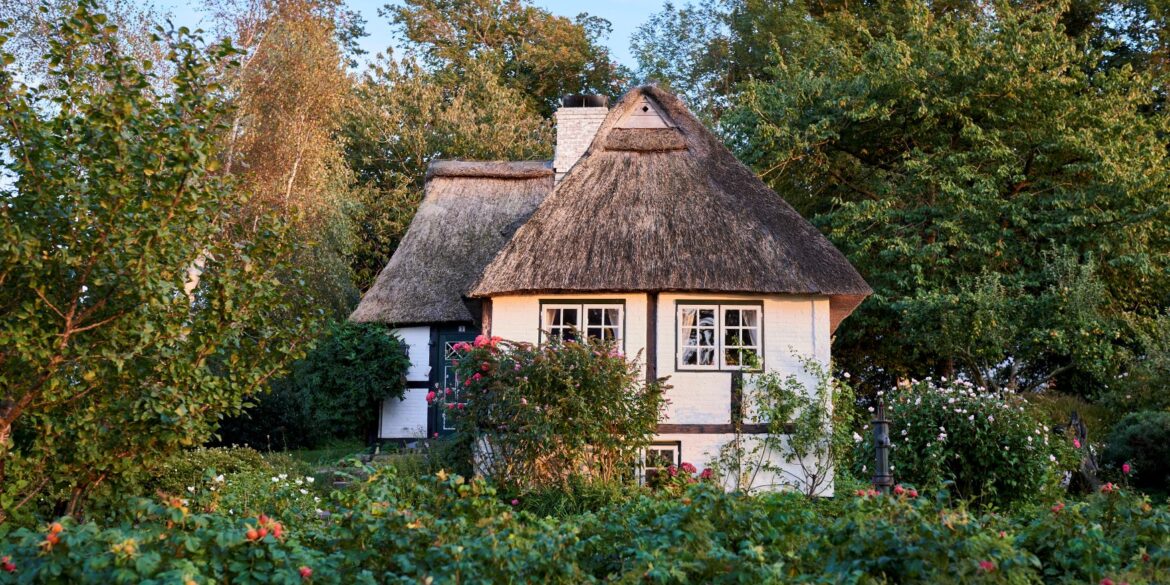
[
  {"xmin": 1102, "ymin": 411, "xmax": 1170, "ymax": 497},
  {"xmin": 861, "ymin": 379, "xmax": 1076, "ymax": 507},
  {"xmin": 3, "ymin": 466, "xmax": 1170, "ymax": 584},
  {"xmin": 216, "ymin": 321, "xmax": 411, "ymax": 450}
]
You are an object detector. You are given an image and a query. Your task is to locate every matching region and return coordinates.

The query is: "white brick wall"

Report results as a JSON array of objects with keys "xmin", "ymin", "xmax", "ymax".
[{"xmin": 553, "ymin": 107, "xmax": 608, "ymax": 182}]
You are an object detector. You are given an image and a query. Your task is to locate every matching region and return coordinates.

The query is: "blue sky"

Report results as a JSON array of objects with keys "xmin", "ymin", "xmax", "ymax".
[{"xmin": 157, "ymin": 0, "xmax": 663, "ymax": 68}]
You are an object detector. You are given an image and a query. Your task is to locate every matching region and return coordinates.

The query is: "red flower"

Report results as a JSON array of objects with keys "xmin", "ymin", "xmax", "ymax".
[
  {"xmin": 1100, "ymin": 579, "xmax": 1114, "ymax": 585},
  {"xmin": 893, "ymin": 484, "xmax": 905, "ymax": 496},
  {"xmin": 299, "ymin": 566, "xmax": 313, "ymax": 579},
  {"xmin": 425, "ymin": 391, "xmax": 436, "ymax": 404},
  {"xmin": 1073, "ymin": 438, "xmax": 1082, "ymax": 449},
  {"xmin": 699, "ymin": 468, "xmax": 713, "ymax": 480},
  {"xmin": 1101, "ymin": 482, "xmax": 1117, "ymax": 494},
  {"xmin": 1051, "ymin": 501, "xmax": 1065, "ymax": 514},
  {"xmin": 1122, "ymin": 463, "xmax": 1132, "ymax": 475},
  {"xmin": 908, "ymin": 488, "xmax": 918, "ymax": 498},
  {"xmin": 978, "ymin": 560, "xmax": 996, "ymax": 572},
  {"xmin": 680, "ymin": 462, "xmax": 697, "ymax": 474},
  {"xmin": 474, "ymin": 335, "xmax": 488, "ymax": 348},
  {"xmin": 481, "ymin": 362, "xmax": 491, "ymax": 371},
  {"xmin": 456, "ymin": 403, "xmax": 465, "ymax": 410},
  {"xmin": 666, "ymin": 465, "xmax": 678, "ymax": 477},
  {"xmin": 1, "ymin": 556, "xmax": 14, "ymax": 573},
  {"xmin": 464, "ymin": 379, "xmax": 472, "ymax": 387}
]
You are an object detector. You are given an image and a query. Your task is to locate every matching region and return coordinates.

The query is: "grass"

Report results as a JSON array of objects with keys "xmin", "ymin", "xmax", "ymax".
[{"xmin": 284, "ymin": 438, "xmax": 369, "ymax": 466}]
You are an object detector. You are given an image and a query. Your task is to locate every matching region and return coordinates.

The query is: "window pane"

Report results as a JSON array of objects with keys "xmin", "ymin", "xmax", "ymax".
[
  {"xmin": 742, "ymin": 309, "xmax": 759, "ymax": 327},
  {"xmin": 725, "ymin": 309, "xmax": 740, "ymax": 326},
  {"xmin": 604, "ymin": 308, "xmax": 620, "ymax": 326},
  {"xmin": 587, "ymin": 308, "xmax": 602, "ymax": 326},
  {"xmin": 562, "ymin": 308, "xmax": 579, "ymax": 326},
  {"xmin": 698, "ymin": 308, "xmax": 715, "ymax": 326},
  {"xmin": 586, "ymin": 327, "xmax": 603, "ymax": 339},
  {"xmin": 699, "ymin": 328, "xmax": 716, "ymax": 347},
  {"xmin": 547, "ymin": 308, "xmax": 561, "ymax": 326},
  {"xmin": 682, "ymin": 347, "xmax": 697, "ymax": 365},
  {"xmin": 699, "ymin": 348, "xmax": 715, "ymax": 365},
  {"xmin": 725, "ymin": 348, "xmax": 740, "ymax": 366},
  {"xmin": 742, "ymin": 327, "xmax": 759, "ymax": 347}
]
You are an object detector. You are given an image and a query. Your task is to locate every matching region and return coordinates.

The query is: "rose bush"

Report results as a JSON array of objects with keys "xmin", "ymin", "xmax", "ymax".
[
  {"xmin": 442, "ymin": 335, "xmax": 665, "ymax": 489},
  {"xmin": 855, "ymin": 378, "xmax": 1077, "ymax": 507}
]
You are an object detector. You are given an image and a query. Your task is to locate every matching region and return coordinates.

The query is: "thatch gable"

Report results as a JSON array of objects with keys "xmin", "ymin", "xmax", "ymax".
[
  {"xmin": 350, "ymin": 161, "xmax": 553, "ymax": 326},
  {"xmin": 469, "ymin": 86, "xmax": 871, "ymax": 330}
]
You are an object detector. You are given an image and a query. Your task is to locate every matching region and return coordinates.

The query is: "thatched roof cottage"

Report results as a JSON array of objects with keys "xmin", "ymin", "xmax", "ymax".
[{"xmin": 352, "ymin": 86, "xmax": 871, "ymax": 490}]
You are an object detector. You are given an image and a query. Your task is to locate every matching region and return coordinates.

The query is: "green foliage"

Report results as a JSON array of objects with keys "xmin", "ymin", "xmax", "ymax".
[
  {"xmin": 447, "ymin": 335, "xmax": 665, "ymax": 489},
  {"xmin": 713, "ymin": 358, "xmax": 857, "ymax": 496},
  {"xmin": 386, "ymin": 0, "xmax": 630, "ymax": 114},
  {"xmin": 866, "ymin": 379, "xmax": 1076, "ymax": 507},
  {"xmin": 0, "ymin": 1, "xmax": 317, "ymax": 523},
  {"xmin": 1026, "ymin": 392, "xmax": 1117, "ymax": 441},
  {"xmin": 216, "ymin": 322, "xmax": 410, "ymax": 450},
  {"xmin": 3, "ymin": 466, "xmax": 1170, "ymax": 583},
  {"xmin": 722, "ymin": 2, "xmax": 1170, "ymax": 396},
  {"xmin": 342, "ymin": 56, "xmax": 554, "ymax": 284},
  {"xmin": 1102, "ymin": 411, "xmax": 1170, "ymax": 497}
]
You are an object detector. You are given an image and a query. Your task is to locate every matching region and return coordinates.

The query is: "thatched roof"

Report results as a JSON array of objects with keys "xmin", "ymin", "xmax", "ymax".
[
  {"xmin": 470, "ymin": 86, "xmax": 871, "ymax": 331},
  {"xmin": 350, "ymin": 161, "xmax": 553, "ymax": 326}
]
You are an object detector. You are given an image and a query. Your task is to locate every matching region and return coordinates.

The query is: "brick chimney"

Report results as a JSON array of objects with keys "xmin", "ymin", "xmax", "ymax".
[{"xmin": 553, "ymin": 94, "xmax": 609, "ymax": 183}]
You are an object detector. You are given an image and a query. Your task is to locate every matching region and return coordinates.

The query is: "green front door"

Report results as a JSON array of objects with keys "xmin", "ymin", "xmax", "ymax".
[{"xmin": 430, "ymin": 326, "xmax": 478, "ymax": 437}]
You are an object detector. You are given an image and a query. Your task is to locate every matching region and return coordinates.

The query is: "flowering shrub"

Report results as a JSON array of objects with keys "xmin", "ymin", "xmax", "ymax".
[
  {"xmin": 1102, "ymin": 411, "xmax": 1170, "ymax": 497},
  {"xmin": 444, "ymin": 335, "xmax": 665, "ymax": 489},
  {"xmin": 860, "ymin": 378, "xmax": 1076, "ymax": 507}
]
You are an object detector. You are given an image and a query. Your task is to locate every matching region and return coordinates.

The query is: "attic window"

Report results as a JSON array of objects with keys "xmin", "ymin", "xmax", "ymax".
[{"xmin": 677, "ymin": 304, "xmax": 762, "ymax": 370}]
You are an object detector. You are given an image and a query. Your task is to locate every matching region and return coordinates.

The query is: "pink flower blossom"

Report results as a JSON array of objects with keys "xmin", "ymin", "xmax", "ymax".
[
  {"xmin": 699, "ymin": 468, "xmax": 712, "ymax": 480},
  {"xmin": 1073, "ymin": 438, "xmax": 1082, "ymax": 449},
  {"xmin": 464, "ymin": 379, "xmax": 472, "ymax": 387},
  {"xmin": 472, "ymin": 373, "xmax": 482, "ymax": 381},
  {"xmin": 1100, "ymin": 579, "xmax": 1114, "ymax": 585},
  {"xmin": 425, "ymin": 391, "xmax": 436, "ymax": 404},
  {"xmin": 1122, "ymin": 463, "xmax": 1131, "ymax": 475},
  {"xmin": 456, "ymin": 403, "xmax": 465, "ymax": 410},
  {"xmin": 680, "ymin": 462, "xmax": 697, "ymax": 474},
  {"xmin": 481, "ymin": 362, "xmax": 491, "ymax": 371},
  {"xmin": 908, "ymin": 489, "xmax": 918, "ymax": 498},
  {"xmin": 978, "ymin": 560, "xmax": 996, "ymax": 572},
  {"xmin": 1101, "ymin": 482, "xmax": 1117, "ymax": 494},
  {"xmin": 520, "ymin": 398, "xmax": 528, "ymax": 406},
  {"xmin": 893, "ymin": 484, "xmax": 905, "ymax": 496},
  {"xmin": 666, "ymin": 465, "xmax": 678, "ymax": 477},
  {"xmin": 510, "ymin": 499, "xmax": 519, "ymax": 506}
]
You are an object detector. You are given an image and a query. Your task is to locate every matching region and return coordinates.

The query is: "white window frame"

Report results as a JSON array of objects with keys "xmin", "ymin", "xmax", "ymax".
[
  {"xmin": 640, "ymin": 442, "xmax": 681, "ymax": 485},
  {"xmin": 676, "ymin": 303, "xmax": 763, "ymax": 371},
  {"xmin": 540, "ymin": 302, "xmax": 624, "ymax": 346}
]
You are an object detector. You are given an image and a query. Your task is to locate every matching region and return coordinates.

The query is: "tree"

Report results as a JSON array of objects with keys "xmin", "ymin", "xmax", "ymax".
[
  {"xmin": 722, "ymin": 1, "xmax": 1170, "ymax": 394},
  {"xmin": 384, "ymin": 0, "xmax": 630, "ymax": 115},
  {"xmin": 343, "ymin": 55, "xmax": 553, "ymax": 286},
  {"xmin": 215, "ymin": 322, "xmax": 411, "ymax": 450},
  {"xmin": 209, "ymin": 0, "xmax": 364, "ymax": 317},
  {"xmin": 0, "ymin": 2, "xmax": 317, "ymax": 522}
]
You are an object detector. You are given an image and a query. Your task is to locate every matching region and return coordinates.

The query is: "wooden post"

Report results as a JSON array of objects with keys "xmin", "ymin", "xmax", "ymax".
[
  {"xmin": 481, "ymin": 299, "xmax": 493, "ymax": 337},
  {"xmin": 872, "ymin": 400, "xmax": 894, "ymax": 493},
  {"xmin": 646, "ymin": 292, "xmax": 658, "ymax": 387}
]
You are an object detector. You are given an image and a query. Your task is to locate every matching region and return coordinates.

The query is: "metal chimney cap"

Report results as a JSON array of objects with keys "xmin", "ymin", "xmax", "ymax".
[{"xmin": 560, "ymin": 94, "xmax": 609, "ymax": 108}]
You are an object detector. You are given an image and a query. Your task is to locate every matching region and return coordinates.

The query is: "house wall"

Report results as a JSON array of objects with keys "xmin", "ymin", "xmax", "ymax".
[
  {"xmin": 379, "ymin": 326, "xmax": 432, "ymax": 440},
  {"xmin": 487, "ymin": 292, "xmax": 834, "ymax": 492}
]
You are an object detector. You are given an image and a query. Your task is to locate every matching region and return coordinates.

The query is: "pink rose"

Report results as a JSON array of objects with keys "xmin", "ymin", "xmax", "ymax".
[
  {"xmin": 1073, "ymin": 438, "xmax": 1082, "ymax": 449},
  {"xmin": 481, "ymin": 362, "xmax": 491, "ymax": 371},
  {"xmin": 299, "ymin": 566, "xmax": 313, "ymax": 579},
  {"xmin": 908, "ymin": 489, "xmax": 918, "ymax": 498},
  {"xmin": 456, "ymin": 403, "xmax": 465, "ymax": 410},
  {"xmin": 425, "ymin": 391, "xmax": 436, "ymax": 403},
  {"xmin": 472, "ymin": 373, "xmax": 482, "ymax": 381},
  {"xmin": 510, "ymin": 499, "xmax": 519, "ymax": 506},
  {"xmin": 680, "ymin": 462, "xmax": 697, "ymax": 474},
  {"xmin": 474, "ymin": 335, "xmax": 488, "ymax": 348},
  {"xmin": 1122, "ymin": 463, "xmax": 1131, "ymax": 475},
  {"xmin": 893, "ymin": 484, "xmax": 905, "ymax": 496},
  {"xmin": 978, "ymin": 560, "xmax": 995, "ymax": 572},
  {"xmin": 666, "ymin": 465, "xmax": 678, "ymax": 477},
  {"xmin": 699, "ymin": 468, "xmax": 712, "ymax": 480}
]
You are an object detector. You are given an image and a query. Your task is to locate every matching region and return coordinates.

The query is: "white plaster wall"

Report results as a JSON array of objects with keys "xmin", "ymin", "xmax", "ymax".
[
  {"xmin": 655, "ymin": 433, "xmax": 835, "ymax": 496},
  {"xmin": 656, "ymin": 293, "xmax": 831, "ymax": 424},
  {"xmin": 379, "ymin": 326, "xmax": 432, "ymax": 439},
  {"xmin": 393, "ymin": 326, "xmax": 432, "ymax": 382},
  {"xmin": 489, "ymin": 293, "xmax": 648, "ymax": 371}
]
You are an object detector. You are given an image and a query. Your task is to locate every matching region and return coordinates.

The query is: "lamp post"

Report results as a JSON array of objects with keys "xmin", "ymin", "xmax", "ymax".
[{"xmin": 872, "ymin": 400, "xmax": 894, "ymax": 493}]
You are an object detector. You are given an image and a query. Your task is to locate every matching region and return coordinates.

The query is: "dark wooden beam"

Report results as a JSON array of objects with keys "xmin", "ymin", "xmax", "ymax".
[
  {"xmin": 656, "ymin": 423, "xmax": 794, "ymax": 435},
  {"xmin": 646, "ymin": 292, "xmax": 658, "ymax": 386},
  {"xmin": 481, "ymin": 298, "xmax": 493, "ymax": 337}
]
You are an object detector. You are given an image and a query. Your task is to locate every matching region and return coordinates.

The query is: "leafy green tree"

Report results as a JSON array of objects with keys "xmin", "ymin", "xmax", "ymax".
[
  {"xmin": 720, "ymin": 1, "xmax": 1170, "ymax": 394},
  {"xmin": 384, "ymin": 0, "xmax": 629, "ymax": 115},
  {"xmin": 343, "ymin": 56, "xmax": 553, "ymax": 285},
  {"xmin": 0, "ymin": 2, "xmax": 317, "ymax": 522},
  {"xmin": 215, "ymin": 322, "xmax": 410, "ymax": 450}
]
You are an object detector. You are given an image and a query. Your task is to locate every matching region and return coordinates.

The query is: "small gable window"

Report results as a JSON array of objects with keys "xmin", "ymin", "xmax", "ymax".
[
  {"xmin": 541, "ymin": 302, "xmax": 623, "ymax": 345},
  {"xmin": 677, "ymin": 304, "xmax": 762, "ymax": 370}
]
